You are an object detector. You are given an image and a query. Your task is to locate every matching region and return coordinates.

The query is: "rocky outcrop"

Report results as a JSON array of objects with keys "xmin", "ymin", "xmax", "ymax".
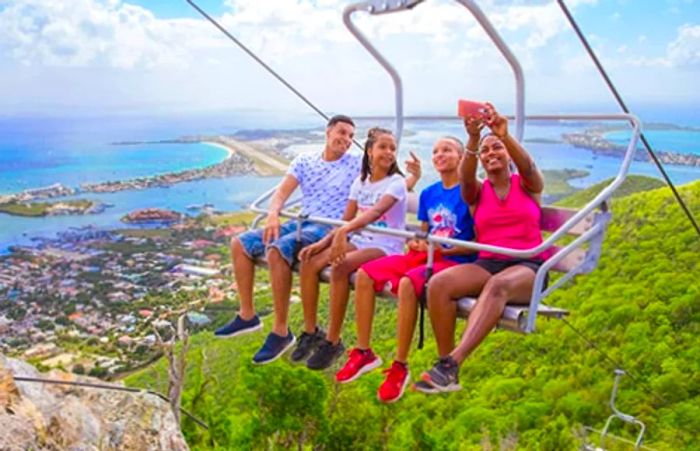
[{"xmin": 0, "ymin": 354, "xmax": 188, "ymax": 451}]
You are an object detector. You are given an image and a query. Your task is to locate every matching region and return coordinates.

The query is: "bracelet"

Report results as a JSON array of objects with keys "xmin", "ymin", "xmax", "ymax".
[{"xmin": 465, "ymin": 147, "xmax": 479, "ymax": 156}]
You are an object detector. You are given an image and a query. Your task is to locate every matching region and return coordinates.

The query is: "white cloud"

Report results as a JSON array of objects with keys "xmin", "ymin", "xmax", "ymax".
[
  {"xmin": 667, "ymin": 24, "xmax": 700, "ymax": 68},
  {"xmin": 0, "ymin": 0, "xmax": 224, "ymax": 69}
]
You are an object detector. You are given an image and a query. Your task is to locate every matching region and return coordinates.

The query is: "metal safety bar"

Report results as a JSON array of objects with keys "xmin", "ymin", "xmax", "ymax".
[
  {"xmin": 250, "ymin": 113, "xmax": 641, "ymax": 261},
  {"xmin": 343, "ymin": 0, "xmax": 526, "ymax": 142}
]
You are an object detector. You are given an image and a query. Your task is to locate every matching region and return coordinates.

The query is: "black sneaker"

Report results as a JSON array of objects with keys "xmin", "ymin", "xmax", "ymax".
[
  {"xmin": 420, "ymin": 356, "xmax": 461, "ymax": 392},
  {"xmin": 290, "ymin": 327, "xmax": 326, "ymax": 362},
  {"xmin": 306, "ymin": 339, "xmax": 345, "ymax": 370},
  {"xmin": 214, "ymin": 314, "xmax": 262, "ymax": 338},
  {"xmin": 252, "ymin": 330, "xmax": 296, "ymax": 365}
]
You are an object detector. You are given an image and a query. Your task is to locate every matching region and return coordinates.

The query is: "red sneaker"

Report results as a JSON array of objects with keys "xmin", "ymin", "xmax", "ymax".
[
  {"xmin": 377, "ymin": 361, "xmax": 410, "ymax": 403},
  {"xmin": 335, "ymin": 348, "xmax": 382, "ymax": 383}
]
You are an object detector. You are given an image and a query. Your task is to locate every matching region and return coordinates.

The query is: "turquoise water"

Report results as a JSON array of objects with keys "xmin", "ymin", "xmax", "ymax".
[
  {"xmin": 605, "ymin": 129, "xmax": 700, "ymax": 155},
  {"xmin": 2, "ymin": 111, "xmax": 700, "ymax": 253}
]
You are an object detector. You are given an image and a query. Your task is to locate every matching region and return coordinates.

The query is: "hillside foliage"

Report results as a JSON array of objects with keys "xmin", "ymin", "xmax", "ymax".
[{"xmin": 126, "ymin": 179, "xmax": 700, "ymax": 450}]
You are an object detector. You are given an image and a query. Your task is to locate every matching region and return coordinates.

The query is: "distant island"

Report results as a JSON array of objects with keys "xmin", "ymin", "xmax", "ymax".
[
  {"xmin": 0, "ymin": 199, "xmax": 108, "ymax": 217},
  {"xmin": 562, "ymin": 123, "xmax": 700, "ymax": 167}
]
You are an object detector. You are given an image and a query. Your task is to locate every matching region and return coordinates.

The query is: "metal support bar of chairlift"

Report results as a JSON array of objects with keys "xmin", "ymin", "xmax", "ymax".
[
  {"xmin": 251, "ymin": 113, "xmax": 641, "ymax": 262},
  {"xmin": 343, "ymin": 0, "xmax": 526, "ymax": 142},
  {"xmin": 596, "ymin": 369, "xmax": 647, "ymax": 450}
]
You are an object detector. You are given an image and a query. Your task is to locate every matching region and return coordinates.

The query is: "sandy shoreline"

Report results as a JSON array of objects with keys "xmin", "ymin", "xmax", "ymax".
[{"xmin": 202, "ymin": 141, "xmax": 235, "ymax": 159}]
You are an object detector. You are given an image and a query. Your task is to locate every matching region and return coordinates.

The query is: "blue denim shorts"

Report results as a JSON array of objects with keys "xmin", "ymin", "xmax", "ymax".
[{"xmin": 237, "ymin": 220, "xmax": 332, "ymax": 266}]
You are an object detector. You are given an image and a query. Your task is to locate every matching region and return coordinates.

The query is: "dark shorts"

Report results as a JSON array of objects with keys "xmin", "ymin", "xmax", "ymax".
[{"xmin": 473, "ymin": 258, "xmax": 549, "ymax": 288}]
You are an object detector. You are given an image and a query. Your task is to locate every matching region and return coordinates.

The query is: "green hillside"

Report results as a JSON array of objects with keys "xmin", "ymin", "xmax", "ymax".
[
  {"xmin": 126, "ymin": 180, "xmax": 700, "ymax": 450},
  {"xmin": 555, "ymin": 174, "xmax": 666, "ymax": 208}
]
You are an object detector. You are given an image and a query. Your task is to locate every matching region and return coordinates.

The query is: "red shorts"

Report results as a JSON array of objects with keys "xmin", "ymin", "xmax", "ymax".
[{"xmin": 359, "ymin": 250, "xmax": 458, "ymax": 298}]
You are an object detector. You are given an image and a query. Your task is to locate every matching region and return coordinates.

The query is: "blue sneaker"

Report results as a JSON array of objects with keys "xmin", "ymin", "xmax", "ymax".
[
  {"xmin": 252, "ymin": 330, "xmax": 296, "ymax": 365},
  {"xmin": 214, "ymin": 314, "xmax": 262, "ymax": 338}
]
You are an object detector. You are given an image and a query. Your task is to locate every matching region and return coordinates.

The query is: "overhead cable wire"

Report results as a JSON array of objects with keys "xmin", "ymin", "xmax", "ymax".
[
  {"xmin": 185, "ymin": 0, "xmax": 364, "ymax": 150},
  {"xmin": 559, "ymin": 318, "xmax": 666, "ymax": 407},
  {"xmin": 13, "ymin": 376, "xmax": 209, "ymax": 430},
  {"xmin": 557, "ymin": 0, "xmax": 700, "ymax": 237}
]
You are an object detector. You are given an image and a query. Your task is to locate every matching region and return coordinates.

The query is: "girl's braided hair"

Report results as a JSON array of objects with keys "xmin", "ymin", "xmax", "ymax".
[{"xmin": 360, "ymin": 127, "xmax": 404, "ymax": 182}]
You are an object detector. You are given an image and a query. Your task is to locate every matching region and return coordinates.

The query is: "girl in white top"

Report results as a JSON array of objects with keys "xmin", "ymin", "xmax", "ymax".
[{"xmin": 297, "ymin": 127, "xmax": 407, "ymax": 369}]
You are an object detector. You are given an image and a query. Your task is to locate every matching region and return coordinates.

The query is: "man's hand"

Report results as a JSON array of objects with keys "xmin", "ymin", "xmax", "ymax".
[{"xmin": 262, "ymin": 212, "xmax": 281, "ymax": 245}]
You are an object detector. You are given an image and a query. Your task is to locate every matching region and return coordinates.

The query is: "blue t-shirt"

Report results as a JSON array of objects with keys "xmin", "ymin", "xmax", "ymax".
[{"xmin": 417, "ymin": 181, "xmax": 475, "ymax": 264}]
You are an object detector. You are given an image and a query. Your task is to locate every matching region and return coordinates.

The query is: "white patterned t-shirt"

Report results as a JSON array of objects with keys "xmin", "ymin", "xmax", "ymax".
[
  {"xmin": 348, "ymin": 173, "xmax": 407, "ymax": 255},
  {"xmin": 287, "ymin": 151, "xmax": 362, "ymax": 220}
]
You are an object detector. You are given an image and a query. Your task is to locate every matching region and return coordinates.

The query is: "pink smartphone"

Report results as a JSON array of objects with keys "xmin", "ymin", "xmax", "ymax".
[{"xmin": 458, "ymin": 100, "xmax": 487, "ymax": 119}]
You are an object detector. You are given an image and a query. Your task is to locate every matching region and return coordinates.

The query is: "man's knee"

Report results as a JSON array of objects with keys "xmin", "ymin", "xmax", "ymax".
[{"xmin": 266, "ymin": 246, "xmax": 291, "ymax": 268}]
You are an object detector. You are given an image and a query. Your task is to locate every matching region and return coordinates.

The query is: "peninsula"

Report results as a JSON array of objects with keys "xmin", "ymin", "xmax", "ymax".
[{"xmin": 562, "ymin": 125, "xmax": 700, "ymax": 167}]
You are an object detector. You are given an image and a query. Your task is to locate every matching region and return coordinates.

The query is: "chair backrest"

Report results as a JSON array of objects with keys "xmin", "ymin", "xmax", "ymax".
[{"xmin": 541, "ymin": 205, "xmax": 603, "ymax": 273}]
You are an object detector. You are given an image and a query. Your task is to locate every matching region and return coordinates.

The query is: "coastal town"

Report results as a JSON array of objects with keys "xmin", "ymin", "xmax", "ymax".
[{"xmin": 0, "ymin": 215, "xmax": 249, "ymax": 378}]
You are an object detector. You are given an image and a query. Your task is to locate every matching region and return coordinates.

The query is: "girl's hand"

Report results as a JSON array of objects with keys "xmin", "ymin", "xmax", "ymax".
[
  {"xmin": 483, "ymin": 103, "xmax": 508, "ymax": 139},
  {"xmin": 405, "ymin": 151, "xmax": 422, "ymax": 180},
  {"xmin": 329, "ymin": 228, "xmax": 348, "ymax": 266},
  {"xmin": 407, "ymin": 238, "xmax": 428, "ymax": 253},
  {"xmin": 299, "ymin": 242, "xmax": 321, "ymax": 262}
]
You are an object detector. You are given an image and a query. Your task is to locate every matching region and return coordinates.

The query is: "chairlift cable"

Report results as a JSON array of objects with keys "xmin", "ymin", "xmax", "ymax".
[
  {"xmin": 185, "ymin": 0, "xmax": 364, "ymax": 150},
  {"xmin": 559, "ymin": 317, "xmax": 666, "ymax": 406},
  {"xmin": 13, "ymin": 375, "xmax": 209, "ymax": 429},
  {"xmin": 557, "ymin": 0, "xmax": 700, "ymax": 237}
]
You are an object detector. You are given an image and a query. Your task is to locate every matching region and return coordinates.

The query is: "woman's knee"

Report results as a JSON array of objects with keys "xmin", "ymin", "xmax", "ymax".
[{"xmin": 481, "ymin": 274, "xmax": 512, "ymax": 301}]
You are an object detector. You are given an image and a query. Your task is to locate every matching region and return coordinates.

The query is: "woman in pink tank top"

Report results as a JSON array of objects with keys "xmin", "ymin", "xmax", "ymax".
[{"xmin": 416, "ymin": 103, "xmax": 552, "ymax": 394}]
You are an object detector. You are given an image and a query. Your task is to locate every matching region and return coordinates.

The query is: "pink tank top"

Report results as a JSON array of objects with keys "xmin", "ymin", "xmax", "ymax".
[{"xmin": 474, "ymin": 174, "xmax": 551, "ymax": 261}]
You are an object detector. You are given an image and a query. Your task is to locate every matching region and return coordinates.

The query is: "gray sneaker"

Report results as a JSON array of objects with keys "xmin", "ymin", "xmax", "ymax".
[
  {"xmin": 413, "ymin": 380, "xmax": 440, "ymax": 394},
  {"xmin": 420, "ymin": 356, "xmax": 461, "ymax": 392},
  {"xmin": 306, "ymin": 339, "xmax": 345, "ymax": 370},
  {"xmin": 291, "ymin": 327, "xmax": 325, "ymax": 362}
]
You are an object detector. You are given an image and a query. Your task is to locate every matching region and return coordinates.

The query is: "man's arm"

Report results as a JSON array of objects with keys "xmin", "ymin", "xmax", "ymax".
[{"xmin": 263, "ymin": 174, "xmax": 299, "ymax": 244}]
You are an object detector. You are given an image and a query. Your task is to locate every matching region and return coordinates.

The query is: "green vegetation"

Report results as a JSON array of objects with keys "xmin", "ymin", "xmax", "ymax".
[
  {"xmin": 0, "ymin": 199, "xmax": 95, "ymax": 217},
  {"xmin": 555, "ymin": 174, "xmax": 666, "ymax": 208},
  {"xmin": 542, "ymin": 169, "xmax": 589, "ymax": 201},
  {"xmin": 125, "ymin": 180, "xmax": 700, "ymax": 449}
]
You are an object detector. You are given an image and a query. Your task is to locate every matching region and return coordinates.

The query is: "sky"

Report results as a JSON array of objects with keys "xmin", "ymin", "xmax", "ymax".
[{"xmin": 0, "ymin": 0, "xmax": 698, "ymax": 118}]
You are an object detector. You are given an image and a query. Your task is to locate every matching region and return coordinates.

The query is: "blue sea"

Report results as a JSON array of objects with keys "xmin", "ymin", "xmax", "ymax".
[{"xmin": 1, "ymin": 107, "xmax": 699, "ymax": 253}]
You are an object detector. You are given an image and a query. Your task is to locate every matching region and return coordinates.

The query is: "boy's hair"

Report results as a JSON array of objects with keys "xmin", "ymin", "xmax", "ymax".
[
  {"xmin": 361, "ymin": 127, "xmax": 404, "ymax": 182},
  {"xmin": 440, "ymin": 135, "xmax": 464, "ymax": 152},
  {"xmin": 327, "ymin": 114, "xmax": 355, "ymax": 129}
]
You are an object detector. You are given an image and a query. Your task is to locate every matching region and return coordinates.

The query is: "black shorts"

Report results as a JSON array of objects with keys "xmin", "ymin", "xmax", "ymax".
[{"xmin": 473, "ymin": 258, "xmax": 549, "ymax": 288}]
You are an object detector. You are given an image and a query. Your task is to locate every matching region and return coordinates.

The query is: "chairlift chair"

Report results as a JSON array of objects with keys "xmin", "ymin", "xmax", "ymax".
[{"xmin": 248, "ymin": 0, "xmax": 641, "ymax": 334}]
